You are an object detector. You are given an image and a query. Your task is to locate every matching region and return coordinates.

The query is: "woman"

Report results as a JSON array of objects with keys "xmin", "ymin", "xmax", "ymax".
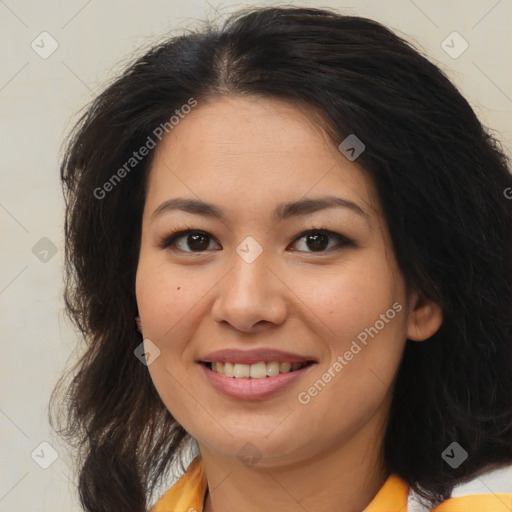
[{"xmin": 51, "ymin": 6, "xmax": 512, "ymax": 512}]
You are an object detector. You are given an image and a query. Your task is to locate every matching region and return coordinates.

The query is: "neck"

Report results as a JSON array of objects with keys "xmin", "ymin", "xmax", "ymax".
[{"xmin": 199, "ymin": 411, "xmax": 389, "ymax": 512}]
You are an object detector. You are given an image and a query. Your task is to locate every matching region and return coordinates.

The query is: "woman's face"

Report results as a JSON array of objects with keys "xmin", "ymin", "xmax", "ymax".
[{"xmin": 135, "ymin": 96, "xmax": 441, "ymax": 467}]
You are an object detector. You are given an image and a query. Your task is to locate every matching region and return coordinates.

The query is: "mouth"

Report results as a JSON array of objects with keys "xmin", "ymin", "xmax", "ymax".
[
  {"xmin": 201, "ymin": 360, "xmax": 314, "ymax": 378},
  {"xmin": 198, "ymin": 350, "xmax": 318, "ymax": 400},
  {"xmin": 200, "ymin": 361, "xmax": 316, "ymax": 400}
]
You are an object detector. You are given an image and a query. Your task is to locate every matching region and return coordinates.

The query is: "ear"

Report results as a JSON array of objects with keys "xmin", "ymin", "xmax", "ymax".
[
  {"xmin": 135, "ymin": 316, "xmax": 142, "ymax": 333},
  {"xmin": 406, "ymin": 291, "xmax": 443, "ymax": 342}
]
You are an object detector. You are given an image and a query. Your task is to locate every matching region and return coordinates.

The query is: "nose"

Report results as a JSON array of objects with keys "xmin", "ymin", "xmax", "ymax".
[{"xmin": 210, "ymin": 249, "xmax": 288, "ymax": 333}]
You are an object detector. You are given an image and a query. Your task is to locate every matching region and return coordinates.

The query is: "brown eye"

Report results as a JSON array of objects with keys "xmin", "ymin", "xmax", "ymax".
[
  {"xmin": 289, "ymin": 230, "xmax": 353, "ymax": 253},
  {"xmin": 184, "ymin": 233, "xmax": 210, "ymax": 251},
  {"xmin": 304, "ymin": 233, "xmax": 329, "ymax": 251},
  {"xmin": 160, "ymin": 230, "xmax": 221, "ymax": 252}
]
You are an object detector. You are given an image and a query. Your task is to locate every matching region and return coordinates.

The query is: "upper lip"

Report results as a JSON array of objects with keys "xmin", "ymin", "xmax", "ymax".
[{"xmin": 199, "ymin": 348, "xmax": 317, "ymax": 365}]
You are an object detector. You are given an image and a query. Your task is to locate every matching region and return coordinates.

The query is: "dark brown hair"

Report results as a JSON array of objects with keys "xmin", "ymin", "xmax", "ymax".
[{"xmin": 51, "ymin": 6, "xmax": 512, "ymax": 511}]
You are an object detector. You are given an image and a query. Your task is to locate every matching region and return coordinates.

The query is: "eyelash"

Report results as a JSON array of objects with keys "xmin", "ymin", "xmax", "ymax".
[{"xmin": 158, "ymin": 226, "xmax": 354, "ymax": 254}]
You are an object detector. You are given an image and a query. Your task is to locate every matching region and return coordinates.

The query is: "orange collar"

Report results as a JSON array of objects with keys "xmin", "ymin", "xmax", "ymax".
[
  {"xmin": 153, "ymin": 456, "xmax": 512, "ymax": 512},
  {"xmin": 153, "ymin": 456, "xmax": 408, "ymax": 512},
  {"xmin": 154, "ymin": 457, "xmax": 208, "ymax": 512}
]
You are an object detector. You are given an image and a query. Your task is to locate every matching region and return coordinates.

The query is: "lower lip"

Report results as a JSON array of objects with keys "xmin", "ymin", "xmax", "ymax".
[{"xmin": 200, "ymin": 363, "xmax": 316, "ymax": 400}]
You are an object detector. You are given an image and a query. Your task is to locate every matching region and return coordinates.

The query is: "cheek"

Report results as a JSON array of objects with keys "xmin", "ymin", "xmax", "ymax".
[
  {"xmin": 135, "ymin": 259, "xmax": 204, "ymax": 424},
  {"xmin": 135, "ymin": 256, "xmax": 211, "ymax": 339},
  {"xmin": 290, "ymin": 254, "xmax": 402, "ymax": 345}
]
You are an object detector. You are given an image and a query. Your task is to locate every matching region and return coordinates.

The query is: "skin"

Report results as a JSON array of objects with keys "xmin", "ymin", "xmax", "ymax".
[{"xmin": 135, "ymin": 96, "xmax": 443, "ymax": 512}]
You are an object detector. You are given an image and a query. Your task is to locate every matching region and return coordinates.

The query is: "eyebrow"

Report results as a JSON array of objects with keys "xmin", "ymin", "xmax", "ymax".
[{"xmin": 151, "ymin": 196, "xmax": 367, "ymax": 223}]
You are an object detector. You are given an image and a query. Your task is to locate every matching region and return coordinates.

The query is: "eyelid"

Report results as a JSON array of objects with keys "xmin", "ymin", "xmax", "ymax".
[
  {"xmin": 159, "ymin": 229, "xmax": 220, "ymax": 251},
  {"xmin": 288, "ymin": 228, "xmax": 354, "ymax": 252},
  {"xmin": 159, "ymin": 227, "xmax": 354, "ymax": 254}
]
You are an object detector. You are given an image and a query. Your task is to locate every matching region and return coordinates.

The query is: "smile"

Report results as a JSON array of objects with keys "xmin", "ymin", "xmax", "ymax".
[
  {"xmin": 199, "ymin": 360, "xmax": 317, "ymax": 400},
  {"xmin": 206, "ymin": 360, "xmax": 310, "ymax": 378}
]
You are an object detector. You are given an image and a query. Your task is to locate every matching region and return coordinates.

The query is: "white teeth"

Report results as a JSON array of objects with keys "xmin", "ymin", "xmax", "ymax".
[
  {"xmin": 233, "ymin": 363, "xmax": 250, "ymax": 378},
  {"xmin": 266, "ymin": 361, "xmax": 280, "ymax": 377},
  {"xmin": 224, "ymin": 361, "xmax": 234, "ymax": 377},
  {"xmin": 279, "ymin": 362, "xmax": 291, "ymax": 373},
  {"xmin": 249, "ymin": 362, "xmax": 267, "ymax": 379},
  {"xmin": 209, "ymin": 360, "xmax": 308, "ymax": 378}
]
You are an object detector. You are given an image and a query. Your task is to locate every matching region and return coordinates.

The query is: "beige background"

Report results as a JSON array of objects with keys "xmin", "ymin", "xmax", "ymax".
[{"xmin": 1, "ymin": 1, "xmax": 511, "ymax": 510}]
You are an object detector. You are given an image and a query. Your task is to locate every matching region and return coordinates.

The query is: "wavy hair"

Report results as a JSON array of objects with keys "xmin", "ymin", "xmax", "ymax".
[{"xmin": 50, "ymin": 6, "xmax": 512, "ymax": 511}]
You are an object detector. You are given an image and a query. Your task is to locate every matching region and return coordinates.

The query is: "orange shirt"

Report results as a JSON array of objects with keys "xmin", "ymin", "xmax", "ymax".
[{"xmin": 153, "ymin": 456, "xmax": 512, "ymax": 512}]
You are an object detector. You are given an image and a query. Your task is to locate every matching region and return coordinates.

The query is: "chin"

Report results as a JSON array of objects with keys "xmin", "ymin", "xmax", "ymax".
[{"xmin": 197, "ymin": 431, "xmax": 315, "ymax": 468}]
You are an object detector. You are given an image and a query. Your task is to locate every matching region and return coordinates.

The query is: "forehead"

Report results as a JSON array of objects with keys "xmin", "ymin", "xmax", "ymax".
[{"xmin": 145, "ymin": 96, "xmax": 378, "ymax": 218}]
